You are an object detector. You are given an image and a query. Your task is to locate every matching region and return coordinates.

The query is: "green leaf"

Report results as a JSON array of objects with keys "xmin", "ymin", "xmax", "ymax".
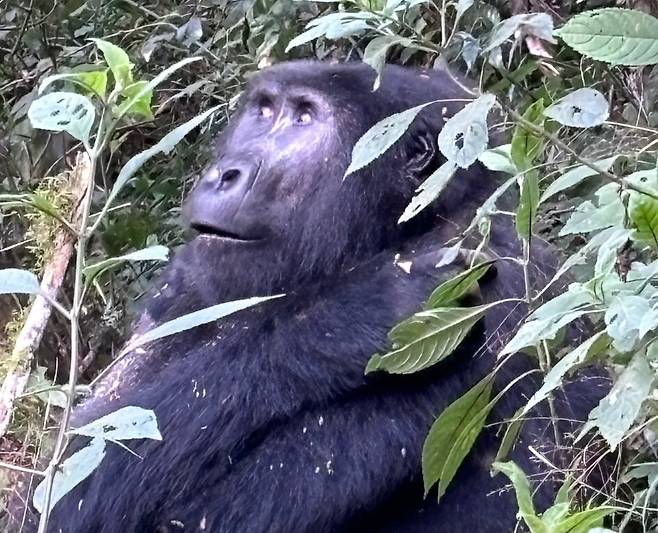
[
  {"xmin": 423, "ymin": 376, "xmax": 493, "ymax": 496},
  {"xmin": 28, "ymin": 92, "xmax": 95, "ymax": 144},
  {"xmin": 629, "ymin": 192, "xmax": 658, "ymax": 247},
  {"xmin": 438, "ymin": 94, "xmax": 496, "ymax": 168},
  {"xmin": 366, "ymin": 302, "xmax": 498, "ymax": 374},
  {"xmin": 344, "ymin": 101, "xmax": 435, "ymax": 178},
  {"xmin": 540, "ymin": 156, "xmax": 617, "ymax": 204},
  {"xmin": 521, "ymin": 332, "xmax": 609, "ymax": 416},
  {"xmin": 491, "ymin": 462, "xmax": 546, "ymax": 532},
  {"xmin": 425, "ymin": 260, "xmax": 493, "ymax": 308},
  {"xmin": 363, "ymin": 35, "xmax": 413, "ymax": 91},
  {"xmin": 0, "ymin": 268, "xmax": 40, "ymax": 295},
  {"xmin": 555, "ymin": 8, "xmax": 658, "ymax": 66},
  {"xmin": 117, "ymin": 81, "xmax": 154, "ymax": 119},
  {"xmin": 26, "ymin": 366, "xmax": 67, "ymax": 408},
  {"xmin": 555, "ymin": 508, "xmax": 613, "ymax": 532},
  {"xmin": 580, "ymin": 351, "xmax": 653, "ymax": 449},
  {"xmin": 515, "ymin": 170, "xmax": 539, "ymax": 240},
  {"xmin": 477, "ymin": 144, "xmax": 517, "ymax": 175},
  {"xmin": 91, "ymin": 38, "xmax": 133, "ymax": 90},
  {"xmin": 604, "ymin": 295, "xmax": 658, "ymax": 352},
  {"xmin": 71, "ymin": 406, "xmax": 162, "ymax": 442},
  {"xmin": 83, "ymin": 245, "xmax": 169, "ymax": 281},
  {"xmin": 39, "ymin": 69, "xmax": 108, "ymax": 98},
  {"xmin": 122, "ymin": 294, "xmax": 284, "ymax": 355},
  {"xmin": 560, "ymin": 184, "xmax": 625, "ymax": 236},
  {"xmin": 33, "ymin": 437, "xmax": 107, "ymax": 515},
  {"xmin": 398, "ymin": 161, "xmax": 457, "ymax": 223},
  {"xmin": 544, "ymin": 88, "xmax": 609, "ymax": 128},
  {"xmin": 511, "ymin": 99, "xmax": 545, "ymax": 170},
  {"xmin": 97, "ymin": 104, "xmax": 220, "ymax": 225}
]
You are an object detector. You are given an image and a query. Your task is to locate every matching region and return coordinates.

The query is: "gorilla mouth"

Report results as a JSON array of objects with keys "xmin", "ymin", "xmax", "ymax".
[{"xmin": 191, "ymin": 223, "xmax": 257, "ymax": 242}]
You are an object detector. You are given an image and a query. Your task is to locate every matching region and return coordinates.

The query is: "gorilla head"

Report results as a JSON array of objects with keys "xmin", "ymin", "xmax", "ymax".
[{"xmin": 175, "ymin": 62, "xmax": 482, "ymax": 306}]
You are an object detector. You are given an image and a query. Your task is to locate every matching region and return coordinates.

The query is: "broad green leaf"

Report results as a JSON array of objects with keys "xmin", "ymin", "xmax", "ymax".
[
  {"xmin": 555, "ymin": 508, "xmax": 613, "ymax": 532},
  {"xmin": 28, "ymin": 92, "xmax": 95, "ymax": 143},
  {"xmin": 521, "ymin": 332, "xmax": 609, "ymax": 416},
  {"xmin": 366, "ymin": 302, "xmax": 499, "ymax": 374},
  {"xmin": 555, "ymin": 8, "xmax": 658, "ymax": 66},
  {"xmin": 117, "ymin": 81, "xmax": 154, "ymax": 119},
  {"xmin": 540, "ymin": 156, "xmax": 617, "ymax": 204},
  {"xmin": 122, "ymin": 294, "xmax": 284, "ymax": 354},
  {"xmin": 491, "ymin": 462, "xmax": 545, "ymax": 532},
  {"xmin": 345, "ymin": 102, "xmax": 435, "ymax": 177},
  {"xmin": 91, "ymin": 38, "xmax": 133, "ymax": 90},
  {"xmin": 438, "ymin": 94, "xmax": 496, "ymax": 168},
  {"xmin": 39, "ymin": 69, "xmax": 108, "ymax": 97},
  {"xmin": 98, "ymin": 104, "xmax": 220, "ymax": 224},
  {"xmin": 423, "ymin": 376, "xmax": 493, "ymax": 496},
  {"xmin": 0, "ymin": 268, "xmax": 40, "ymax": 295},
  {"xmin": 515, "ymin": 170, "xmax": 539, "ymax": 240},
  {"xmin": 544, "ymin": 88, "xmax": 609, "ymax": 128},
  {"xmin": 580, "ymin": 351, "xmax": 653, "ymax": 449},
  {"xmin": 83, "ymin": 245, "xmax": 169, "ymax": 281},
  {"xmin": 363, "ymin": 35, "xmax": 413, "ymax": 91},
  {"xmin": 71, "ymin": 406, "xmax": 162, "ymax": 441},
  {"xmin": 477, "ymin": 144, "xmax": 517, "ymax": 175},
  {"xmin": 604, "ymin": 295, "xmax": 658, "ymax": 352},
  {"xmin": 560, "ymin": 183, "xmax": 625, "ymax": 236},
  {"xmin": 398, "ymin": 161, "xmax": 457, "ymax": 223},
  {"xmin": 484, "ymin": 13, "xmax": 556, "ymax": 53},
  {"xmin": 511, "ymin": 99, "xmax": 545, "ymax": 171},
  {"xmin": 33, "ymin": 437, "xmax": 107, "ymax": 515},
  {"xmin": 629, "ymin": 192, "xmax": 658, "ymax": 247},
  {"xmin": 425, "ymin": 260, "xmax": 493, "ymax": 308},
  {"xmin": 25, "ymin": 366, "xmax": 67, "ymax": 408}
]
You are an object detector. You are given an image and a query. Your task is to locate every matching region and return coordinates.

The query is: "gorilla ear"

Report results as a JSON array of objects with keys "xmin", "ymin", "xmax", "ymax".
[{"xmin": 405, "ymin": 129, "xmax": 438, "ymax": 176}]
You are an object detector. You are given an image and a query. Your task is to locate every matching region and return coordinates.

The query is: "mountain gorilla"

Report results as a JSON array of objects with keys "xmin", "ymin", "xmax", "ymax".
[{"xmin": 21, "ymin": 61, "xmax": 607, "ymax": 532}]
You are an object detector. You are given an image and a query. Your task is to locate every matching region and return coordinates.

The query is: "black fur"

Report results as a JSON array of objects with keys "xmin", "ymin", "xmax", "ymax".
[{"xmin": 18, "ymin": 62, "xmax": 608, "ymax": 532}]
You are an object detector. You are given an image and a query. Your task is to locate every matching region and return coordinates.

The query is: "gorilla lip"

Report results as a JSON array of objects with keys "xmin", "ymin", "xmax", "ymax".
[{"xmin": 191, "ymin": 223, "xmax": 257, "ymax": 243}]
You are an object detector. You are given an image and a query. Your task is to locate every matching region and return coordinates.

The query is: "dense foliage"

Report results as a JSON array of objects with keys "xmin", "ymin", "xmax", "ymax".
[{"xmin": 3, "ymin": 0, "xmax": 658, "ymax": 531}]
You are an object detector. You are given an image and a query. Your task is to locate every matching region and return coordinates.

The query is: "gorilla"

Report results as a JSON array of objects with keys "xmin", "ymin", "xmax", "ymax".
[{"xmin": 17, "ymin": 61, "xmax": 608, "ymax": 532}]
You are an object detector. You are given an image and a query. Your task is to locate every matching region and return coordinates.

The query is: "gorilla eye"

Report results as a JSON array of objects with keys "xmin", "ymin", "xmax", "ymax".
[{"xmin": 295, "ymin": 106, "xmax": 313, "ymax": 126}]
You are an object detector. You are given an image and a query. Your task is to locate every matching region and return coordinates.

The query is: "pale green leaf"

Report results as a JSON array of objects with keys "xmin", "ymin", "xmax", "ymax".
[
  {"xmin": 477, "ymin": 144, "xmax": 517, "ymax": 175},
  {"xmin": 540, "ymin": 156, "xmax": 617, "ymax": 204},
  {"xmin": 363, "ymin": 35, "xmax": 413, "ymax": 91},
  {"xmin": 544, "ymin": 88, "xmax": 609, "ymax": 128},
  {"xmin": 604, "ymin": 295, "xmax": 658, "ymax": 352},
  {"xmin": 28, "ymin": 92, "xmax": 95, "ymax": 143},
  {"xmin": 71, "ymin": 406, "xmax": 162, "ymax": 441},
  {"xmin": 629, "ymin": 192, "xmax": 658, "ymax": 247},
  {"xmin": 580, "ymin": 351, "xmax": 653, "ymax": 449},
  {"xmin": 91, "ymin": 38, "xmax": 133, "ymax": 89},
  {"xmin": 491, "ymin": 462, "xmax": 545, "ymax": 532},
  {"xmin": 423, "ymin": 376, "xmax": 493, "ymax": 496},
  {"xmin": 438, "ymin": 94, "xmax": 496, "ymax": 168},
  {"xmin": 33, "ymin": 437, "xmax": 107, "ymax": 515},
  {"xmin": 0, "ymin": 268, "xmax": 40, "ymax": 295},
  {"xmin": 38, "ymin": 70, "xmax": 108, "ymax": 97},
  {"xmin": 398, "ymin": 161, "xmax": 457, "ymax": 223},
  {"xmin": 511, "ymin": 99, "xmax": 545, "ymax": 170},
  {"xmin": 122, "ymin": 294, "xmax": 284, "ymax": 354},
  {"xmin": 555, "ymin": 8, "xmax": 658, "ymax": 66},
  {"xmin": 484, "ymin": 13, "xmax": 556, "ymax": 53},
  {"xmin": 83, "ymin": 245, "xmax": 169, "ymax": 281},
  {"xmin": 344, "ymin": 102, "xmax": 435, "ymax": 178},
  {"xmin": 117, "ymin": 81, "xmax": 154, "ymax": 119}
]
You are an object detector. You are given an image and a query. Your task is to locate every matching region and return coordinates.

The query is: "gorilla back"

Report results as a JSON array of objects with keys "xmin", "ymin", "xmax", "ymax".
[{"xmin": 27, "ymin": 62, "xmax": 607, "ymax": 532}]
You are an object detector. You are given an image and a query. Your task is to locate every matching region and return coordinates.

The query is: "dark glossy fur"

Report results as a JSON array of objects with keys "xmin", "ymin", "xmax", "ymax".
[{"xmin": 16, "ymin": 62, "xmax": 608, "ymax": 532}]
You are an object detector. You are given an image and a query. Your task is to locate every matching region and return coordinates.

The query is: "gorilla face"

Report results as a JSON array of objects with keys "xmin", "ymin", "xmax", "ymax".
[{"xmin": 186, "ymin": 69, "xmax": 340, "ymax": 244}]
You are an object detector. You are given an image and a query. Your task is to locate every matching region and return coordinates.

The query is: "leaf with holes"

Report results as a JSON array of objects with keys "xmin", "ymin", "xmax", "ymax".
[
  {"xmin": 556, "ymin": 8, "xmax": 658, "ymax": 66},
  {"xmin": 580, "ymin": 351, "xmax": 653, "ymax": 449},
  {"xmin": 545, "ymin": 88, "xmax": 609, "ymax": 128},
  {"xmin": 423, "ymin": 375, "xmax": 494, "ymax": 497},
  {"xmin": 345, "ymin": 101, "xmax": 435, "ymax": 178},
  {"xmin": 366, "ymin": 302, "xmax": 498, "ymax": 374},
  {"xmin": 33, "ymin": 437, "xmax": 107, "ymax": 515},
  {"xmin": 28, "ymin": 92, "xmax": 95, "ymax": 143},
  {"xmin": 71, "ymin": 406, "xmax": 162, "ymax": 441},
  {"xmin": 438, "ymin": 94, "xmax": 496, "ymax": 168},
  {"xmin": 398, "ymin": 161, "xmax": 457, "ymax": 223}
]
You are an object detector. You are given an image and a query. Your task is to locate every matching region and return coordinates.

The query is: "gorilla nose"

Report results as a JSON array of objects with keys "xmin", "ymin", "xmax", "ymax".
[{"xmin": 202, "ymin": 162, "xmax": 255, "ymax": 192}]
